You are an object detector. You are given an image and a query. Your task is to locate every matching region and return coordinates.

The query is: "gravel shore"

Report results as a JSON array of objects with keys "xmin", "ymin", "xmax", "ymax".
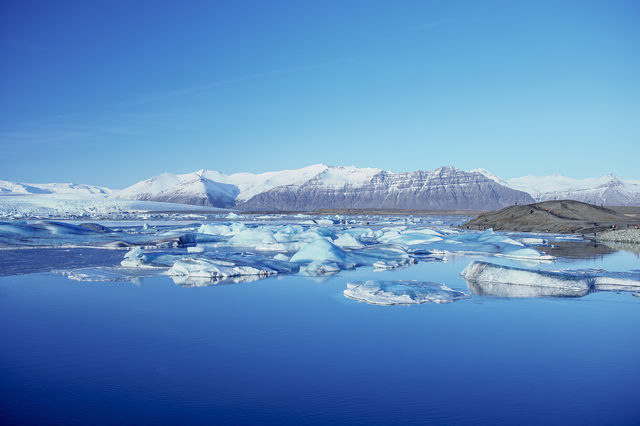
[{"xmin": 597, "ymin": 228, "xmax": 640, "ymax": 244}]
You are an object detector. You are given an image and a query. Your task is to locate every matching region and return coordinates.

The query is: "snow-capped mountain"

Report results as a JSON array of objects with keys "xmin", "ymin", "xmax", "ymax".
[
  {"xmin": 473, "ymin": 171, "xmax": 640, "ymax": 206},
  {"xmin": 0, "ymin": 179, "xmax": 111, "ymax": 195},
  {"xmin": 113, "ymin": 170, "xmax": 239, "ymax": 207},
  {"xmin": 114, "ymin": 165, "xmax": 534, "ymax": 211},
  {"xmin": 4, "ymin": 166, "xmax": 639, "ymax": 212}
]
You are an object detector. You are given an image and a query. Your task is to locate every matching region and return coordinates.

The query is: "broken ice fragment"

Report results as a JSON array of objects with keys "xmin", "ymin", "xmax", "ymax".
[{"xmin": 344, "ymin": 280, "xmax": 470, "ymax": 305}]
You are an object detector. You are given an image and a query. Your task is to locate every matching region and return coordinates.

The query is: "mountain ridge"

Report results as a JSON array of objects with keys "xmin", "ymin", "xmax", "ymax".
[{"xmin": 3, "ymin": 166, "xmax": 639, "ymax": 209}]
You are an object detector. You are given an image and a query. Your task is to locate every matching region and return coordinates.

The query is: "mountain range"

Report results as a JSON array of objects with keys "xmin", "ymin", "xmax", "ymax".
[{"xmin": 2, "ymin": 165, "xmax": 639, "ymax": 210}]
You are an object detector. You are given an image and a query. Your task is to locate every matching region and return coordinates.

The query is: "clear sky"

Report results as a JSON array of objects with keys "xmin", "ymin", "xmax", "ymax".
[{"xmin": 1, "ymin": 0, "xmax": 638, "ymax": 188}]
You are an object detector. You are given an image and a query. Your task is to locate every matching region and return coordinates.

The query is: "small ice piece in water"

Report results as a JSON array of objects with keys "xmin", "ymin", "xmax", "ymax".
[
  {"xmin": 344, "ymin": 280, "xmax": 470, "ymax": 305},
  {"xmin": 273, "ymin": 253, "xmax": 290, "ymax": 261},
  {"xmin": 373, "ymin": 260, "xmax": 412, "ymax": 270},
  {"xmin": 461, "ymin": 261, "xmax": 592, "ymax": 298},
  {"xmin": 120, "ymin": 247, "xmax": 147, "ymax": 267},
  {"xmin": 496, "ymin": 247, "xmax": 554, "ymax": 261},
  {"xmin": 519, "ymin": 237, "xmax": 547, "ymax": 245}
]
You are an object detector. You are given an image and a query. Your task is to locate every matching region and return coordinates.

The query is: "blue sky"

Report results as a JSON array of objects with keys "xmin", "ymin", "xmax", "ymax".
[{"xmin": 1, "ymin": 0, "xmax": 638, "ymax": 188}]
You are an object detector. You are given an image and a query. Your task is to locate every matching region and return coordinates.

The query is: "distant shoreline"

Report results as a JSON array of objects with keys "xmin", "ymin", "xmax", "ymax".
[{"xmin": 238, "ymin": 209, "xmax": 487, "ymax": 216}]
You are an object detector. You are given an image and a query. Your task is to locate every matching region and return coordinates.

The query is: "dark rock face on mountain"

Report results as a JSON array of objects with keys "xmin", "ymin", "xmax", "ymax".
[{"xmin": 237, "ymin": 167, "xmax": 534, "ymax": 211}]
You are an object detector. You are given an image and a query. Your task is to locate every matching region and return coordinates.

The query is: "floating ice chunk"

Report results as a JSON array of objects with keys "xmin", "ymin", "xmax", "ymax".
[
  {"xmin": 273, "ymin": 253, "xmax": 290, "ymax": 261},
  {"xmin": 301, "ymin": 261, "xmax": 341, "ymax": 276},
  {"xmin": 497, "ymin": 247, "xmax": 554, "ymax": 261},
  {"xmin": 461, "ymin": 261, "xmax": 592, "ymax": 297},
  {"xmin": 229, "ymin": 228, "xmax": 277, "ymax": 247},
  {"xmin": 168, "ymin": 258, "xmax": 277, "ymax": 279},
  {"xmin": 333, "ymin": 233, "xmax": 365, "ymax": 249},
  {"xmin": 120, "ymin": 247, "xmax": 147, "ymax": 267},
  {"xmin": 519, "ymin": 237, "xmax": 547, "ymax": 245},
  {"xmin": 373, "ymin": 260, "xmax": 411, "ymax": 270},
  {"xmin": 290, "ymin": 239, "xmax": 347, "ymax": 264},
  {"xmin": 198, "ymin": 222, "xmax": 245, "ymax": 236},
  {"xmin": 378, "ymin": 230, "xmax": 443, "ymax": 246},
  {"xmin": 226, "ymin": 212, "xmax": 241, "ymax": 219},
  {"xmin": 344, "ymin": 280, "xmax": 470, "ymax": 305},
  {"xmin": 558, "ymin": 268, "xmax": 640, "ymax": 292},
  {"xmin": 350, "ymin": 245, "xmax": 415, "ymax": 266},
  {"xmin": 120, "ymin": 247, "xmax": 186, "ymax": 268}
]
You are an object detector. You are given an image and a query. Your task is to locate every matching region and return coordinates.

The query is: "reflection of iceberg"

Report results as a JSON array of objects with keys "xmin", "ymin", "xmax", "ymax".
[
  {"xmin": 461, "ymin": 261, "xmax": 592, "ymax": 297},
  {"xmin": 344, "ymin": 280, "xmax": 470, "ymax": 305},
  {"xmin": 558, "ymin": 268, "xmax": 640, "ymax": 292},
  {"xmin": 462, "ymin": 261, "xmax": 640, "ymax": 298},
  {"xmin": 170, "ymin": 274, "xmax": 262, "ymax": 287}
]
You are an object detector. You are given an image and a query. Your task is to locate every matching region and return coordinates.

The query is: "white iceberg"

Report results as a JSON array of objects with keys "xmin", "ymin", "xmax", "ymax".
[
  {"xmin": 290, "ymin": 239, "xmax": 348, "ymax": 264},
  {"xmin": 168, "ymin": 258, "xmax": 278, "ymax": 279},
  {"xmin": 461, "ymin": 261, "xmax": 592, "ymax": 297},
  {"xmin": 333, "ymin": 233, "xmax": 365, "ymax": 249},
  {"xmin": 344, "ymin": 280, "xmax": 470, "ymax": 305}
]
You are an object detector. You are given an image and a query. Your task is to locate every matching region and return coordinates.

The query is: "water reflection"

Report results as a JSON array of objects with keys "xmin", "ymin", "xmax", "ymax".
[
  {"xmin": 170, "ymin": 274, "xmax": 262, "ymax": 287},
  {"xmin": 464, "ymin": 279, "xmax": 590, "ymax": 298}
]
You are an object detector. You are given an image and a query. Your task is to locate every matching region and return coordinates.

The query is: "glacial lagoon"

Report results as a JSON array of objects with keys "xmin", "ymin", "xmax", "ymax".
[{"xmin": 1, "ymin": 213, "xmax": 639, "ymax": 424}]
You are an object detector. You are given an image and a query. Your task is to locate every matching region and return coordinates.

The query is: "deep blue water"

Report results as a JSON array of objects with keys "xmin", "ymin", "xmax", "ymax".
[{"xmin": 1, "ymin": 253, "xmax": 639, "ymax": 425}]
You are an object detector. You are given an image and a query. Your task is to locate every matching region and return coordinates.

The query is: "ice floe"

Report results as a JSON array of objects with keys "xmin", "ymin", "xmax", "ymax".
[
  {"xmin": 461, "ymin": 261, "xmax": 640, "ymax": 298},
  {"xmin": 168, "ymin": 258, "xmax": 278, "ymax": 280},
  {"xmin": 461, "ymin": 261, "xmax": 592, "ymax": 297},
  {"xmin": 344, "ymin": 280, "xmax": 470, "ymax": 305}
]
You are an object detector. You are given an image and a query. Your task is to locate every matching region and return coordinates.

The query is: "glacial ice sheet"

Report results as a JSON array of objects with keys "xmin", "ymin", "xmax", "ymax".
[
  {"xmin": 461, "ymin": 261, "xmax": 640, "ymax": 298},
  {"xmin": 344, "ymin": 280, "xmax": 470, "ymax": 305}
]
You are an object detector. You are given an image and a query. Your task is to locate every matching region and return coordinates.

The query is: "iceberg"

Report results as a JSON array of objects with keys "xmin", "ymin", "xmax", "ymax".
[
  {"xmin": 461, "ymin": 261, "xmax": 592, "ymax": 297},
  {"xmin": 290, "ymin": 239, "xmax": 348, "ymax": 264},
  {"xmin": 344, "ymin": 280, "xmax": 470, "ymax": 305},
  {"xmin": 461, "ymin": 261, "xmax": 640, "ymax": 298},
  {"xmin": 332, "ymin": 233, "xmax": 365, "ymax": 249},
  {"xmin": 168, "ymin": 258, "xmax": 278, "ymax": 279},
  {"xmin": 558, "ymin": 268, "xmax": 640, "ymax": 292}
]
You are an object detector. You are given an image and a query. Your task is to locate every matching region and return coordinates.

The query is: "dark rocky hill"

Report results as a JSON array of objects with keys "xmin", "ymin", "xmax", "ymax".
[{"xmin": 462, "ymin": 200, "xmax": 638, "ymax": 234}]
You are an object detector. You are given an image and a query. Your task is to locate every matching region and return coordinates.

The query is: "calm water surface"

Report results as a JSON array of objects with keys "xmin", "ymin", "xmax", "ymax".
[{"xmin": 1, "ymin": 250, "xmax": 639, "ymax": 425}]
